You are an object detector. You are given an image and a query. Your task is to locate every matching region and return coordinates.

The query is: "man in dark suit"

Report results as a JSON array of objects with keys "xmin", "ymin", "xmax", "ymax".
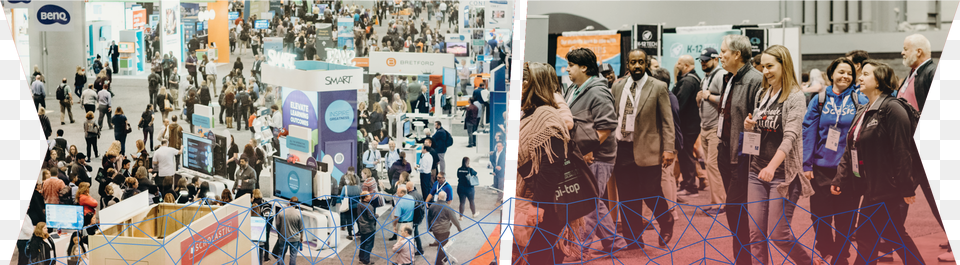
[
  {"xmin": 109, "ymin": 41, "xmax": 120, "ymax": 74},
  {"xmin": 414, "ymin": 86, "xmax": 431, "ymax": 114},
  {"xmin": 898, "ymin": 34, "xmax": 937, "ymax": 114},
  {"xmin": 490, "ymin": 141, "xmax": 505, "ymax": 196},
  {"xmin": 610, "ymin": 49, "xmax": 676, "ymax": 249}
]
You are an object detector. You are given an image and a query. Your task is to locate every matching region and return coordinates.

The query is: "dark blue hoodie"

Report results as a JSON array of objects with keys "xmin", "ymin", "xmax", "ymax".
[{"xmin": 802, "ymin": 85, "xmax": 868, "ymax": 172}]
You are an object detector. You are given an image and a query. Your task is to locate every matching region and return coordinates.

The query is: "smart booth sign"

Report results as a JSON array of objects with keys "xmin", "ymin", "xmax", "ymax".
[{"xmin": 265, "ymin": 62, "xmax": 362, "ymax": 182}]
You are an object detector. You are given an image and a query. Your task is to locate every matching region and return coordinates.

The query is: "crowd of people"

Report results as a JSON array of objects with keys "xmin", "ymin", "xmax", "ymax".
[{"xmin": 517, "ymin": 33, "xmax": 943, "ymax": 264}]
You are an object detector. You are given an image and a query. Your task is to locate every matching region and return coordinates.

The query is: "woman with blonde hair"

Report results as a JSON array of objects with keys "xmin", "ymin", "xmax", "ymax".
[
  {"xmin": 369, "ymin": 102, "xmax": 385, "ymax": 142},
  {"xmin": 390, "ymin": 93, "xmax": 407, "ymax": 114},
  {"xmin": 224, "ymin": 85, "xmax": 237, "ymax": 128},
  {"xmin": 74, "ymin": 66, "xmax": 86, "ymax": 97},
  {"xmin": 742, "ymin": 45, "xmax": 817, "ymax": 264},
  {"xmin": 358, "ymin": 101, "xmax": 370, "ymax": 133},
  {"xmin": 27, "ymin": 222, "xmax": 55, "ymax": 264},
  {"xmin": 156, "ymin": 86, "xmax": 171, "ymax": 119}
]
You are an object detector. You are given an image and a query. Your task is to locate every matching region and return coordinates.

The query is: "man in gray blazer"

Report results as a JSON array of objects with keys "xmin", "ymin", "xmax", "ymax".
[{"xmin": 610, "ymin": 49, "xmax": 676, "ymax": 249}]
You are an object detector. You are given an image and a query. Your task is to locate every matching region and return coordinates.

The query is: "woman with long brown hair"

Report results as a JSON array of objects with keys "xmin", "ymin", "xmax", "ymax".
[
  {"xmin": 26, "ymin": 222, "xmax": 55, "ymax": 264},
  {"xmin": 515, "ymin": 62, "xmax": 573, "ymax": 264},
  {"xmin": 742, "ymin": 45, "xmax": 817, "ymax": 264}
]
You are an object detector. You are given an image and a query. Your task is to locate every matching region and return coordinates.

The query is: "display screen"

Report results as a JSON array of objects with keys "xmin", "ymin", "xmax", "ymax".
[
  {"xmin": 255, "ymin": 20, "xmax": 269, "ymax": 30},
  {"xmin": 183, "ymin": 133, "xmax": 214, "ymax": 175},
  {"xmin": 250, "ymin": 216, "xmax": 267, "ymax": 242},
  {"xmin": 118, "ymin": 42, "xmax": 136, "ymax": 53},
  {"xmin": 446, "ymin": 42, "xmax": 468, "ymax": 57},
  {"xmin": 45, "ymin": 204, "xmax": 84, "ymax": 230},
  {"xmin": 228, "ymin": 12, "xmax": 239, "ymax": 20},
  {"xmin": 274, "ymin": 157, "xmax": 315, "ymax": 202},
  {"xmin": 443, "ymin": 67, "xmax": 457, "ymax": 87}
]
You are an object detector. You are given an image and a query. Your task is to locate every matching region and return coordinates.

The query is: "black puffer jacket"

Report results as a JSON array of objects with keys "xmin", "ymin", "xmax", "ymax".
[{"xmin": 833, "ymin": 93, "xmax": 921, "ymax": 203}]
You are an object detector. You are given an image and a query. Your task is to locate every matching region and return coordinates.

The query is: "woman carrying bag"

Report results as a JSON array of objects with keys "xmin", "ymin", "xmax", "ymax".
[
  {"xmin": 456, "ymin": 157, "xmax": 479, "ymax": 220},
  {"xmin": 338, "ymin": 168, "xmax": 362, "ymax": 240}
]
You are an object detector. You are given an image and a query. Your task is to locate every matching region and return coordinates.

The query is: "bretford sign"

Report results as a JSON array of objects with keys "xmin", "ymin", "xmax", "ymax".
[{"xmin": 370, "ymin": 52, "xmax": 454, "ymax": 75}]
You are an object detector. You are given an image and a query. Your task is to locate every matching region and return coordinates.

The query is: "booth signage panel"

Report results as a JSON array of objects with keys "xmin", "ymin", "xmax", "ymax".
[
  {"xmin": 315, "ymin": 24, "xmax": 334, "ymax": 60},
  {"xmin": 634, "ymin": 24, "xmax": 662, "ymax": 58},
  {"xmin": 555, "ymin": 34, "xmax": 621, "ymax": 77},
  {"xmin": 132, "ymin": 9, "xmax": 147, "ymax": 29},
  {"xmin": 484, "ymin": 0, "xmax": 513, "ymax": 29},
  {"xmin": 369, "ymin": 52, "xmax": 455, "ymax": 75},
  {"xmin": 31, "ymin": 1, "xmax": 82, "ymax": 32},
  {"xmin": 263, "ymin": 65, "xmax": 363, "ymax": 92},
  {"xmin": 318, "ymin": 90, "xmax": 356, "ymax": 182},
  {"xmin": 161, "ymin": 0, "xmax": 182, "ymax": 69},
  {"xmin": 662, "ymin": 30, "xmax": 739, "ymax": 85},
  {"xmin": 180, "ymin": 212, "xmax": 240, "ymax": 265},
  {"xmin": 287, "ymin": 137, "xmax": 311, "ymax": 153},
  {"xmin": 192, "ymin": 114, "xmax": 211, "ymax": 129},
  {"xmin": 743, "ymin": 28, "xmax": 768, "ymax": 57}
]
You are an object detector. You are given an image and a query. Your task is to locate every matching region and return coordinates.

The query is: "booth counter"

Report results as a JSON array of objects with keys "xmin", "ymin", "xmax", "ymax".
[{"xmin": 87, "ymin": 195, "xmax": 253, "ymax": 265}]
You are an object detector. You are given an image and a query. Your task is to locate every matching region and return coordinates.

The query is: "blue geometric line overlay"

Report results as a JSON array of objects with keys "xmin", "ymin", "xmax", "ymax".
[
  {"xmin": 23, "ymin": 195, "xmax": 927, "ymax": 264},
  {"xmin": 510, "ymin": 196, "xmax": 927, "ymax": 265},
  {"xmin": 24, "ymin": 193, "xmax": 505, "ymax": 265}
]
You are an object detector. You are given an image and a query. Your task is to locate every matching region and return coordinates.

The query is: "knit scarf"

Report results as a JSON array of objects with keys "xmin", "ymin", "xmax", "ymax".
[{"xmin": 518, "ymin": 106, "xmax": 570, "ymax": 180}]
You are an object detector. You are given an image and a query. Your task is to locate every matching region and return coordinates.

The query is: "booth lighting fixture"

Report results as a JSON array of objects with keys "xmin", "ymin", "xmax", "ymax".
[{"xmin": 198, "ymin": 10, "xmax": 216, "ymax": 21}]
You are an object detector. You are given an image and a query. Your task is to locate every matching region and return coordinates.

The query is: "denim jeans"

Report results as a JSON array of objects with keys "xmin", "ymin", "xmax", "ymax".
[
  {"xmin": 358, "ymin": 232, "xmax": 375, "ymax": 263},
  {"xmin": 579, "ymin": 161, "xmax": 627, "ymax": 254},
  {"xmin": 277, "ymin": 241, "xmax": 301, "ymax": 265},
  {"xmin": 746, "ymin": 172, "xmax": 812, "ymax": 265}
]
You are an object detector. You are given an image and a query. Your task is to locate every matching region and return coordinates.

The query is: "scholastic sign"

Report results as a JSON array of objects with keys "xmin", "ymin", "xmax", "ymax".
[
  {"xmin": 555, "ymin": 34, "xmax": 621, "ymax": 77},
  {"xmin": 180, "ymin": 212, "xmax": 240, "ymax": 265},
  {"xmin": 370, "ymin": 52, "xmax": 455, "ymax": 75}
]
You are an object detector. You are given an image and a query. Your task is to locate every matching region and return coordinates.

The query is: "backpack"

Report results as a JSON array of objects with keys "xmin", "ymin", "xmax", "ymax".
[
  {"xmin": 237, "ymin": 91, "xmax": 251, "ymax": 106},
  {"xmin": 56, "ymin": 84, "xmax": 66, "ymax": 100},
  {"xmin": 817, "ymin": 89, "xmax": 860, "ymax": 110},
  {"xmin": 59, "ymin": 185, "xmax": 74, "ymax": 205}
]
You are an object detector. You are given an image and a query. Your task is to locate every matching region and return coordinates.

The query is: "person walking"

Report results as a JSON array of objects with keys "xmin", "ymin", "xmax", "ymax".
[
  {"xmin": 355, "ymin": 191, "xmax": 377, "ymax": 265},
  {"xmin": 31, "ymin": 75, "xmax": 45, "ymax": 111},
  {"xmin": 81, "ymin": 85, "xmax": 97, "ymax": 114},
  {"xmin": 275, "ymin": 197, "xmax": 305, "ymax": 265},
  {"xmin": 427, "ymin": 191, "xmax": 462, "ymax": 265},
  {"xmin": 83, "ymin": 112, "xmax": 100, "ymax": 158},
  {"xmin": 97, "ymin": 84, "xmax": 113, "ymax": 130},
  {"xmin": 111, "ymin": 107, "xmax": 130, "ymax": 155},
  {"xmin": 431, "ymin": 121, "xmax": 453, "ymax": 172},
  {"xmin": 56, "ymin": 79, "xmax": 76, "ymax": 125},
  {"xmin": 74, "ymin": 67, "xmax": 86, "ymax": 98},
  {"xmin": 456, "ymin": 157, "xmax": 479, "ymax": 219},
  {"xmin": 139, "ymin": 105, "xmax": 155, "ymax": 151}
]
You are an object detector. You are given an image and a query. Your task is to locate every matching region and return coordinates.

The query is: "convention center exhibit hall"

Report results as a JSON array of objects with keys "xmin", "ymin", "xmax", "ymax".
[
  {"xmin": 516, "ymin": 1, "xmax": 959, "ymax": 264},
  {"xmin": 1, "ymin": 0, "xmax": 516, "ymax": 264}
]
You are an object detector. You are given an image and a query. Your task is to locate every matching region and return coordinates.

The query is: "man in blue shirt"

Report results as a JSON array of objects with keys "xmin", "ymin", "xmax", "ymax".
[
  {"xmin": 392, "ymin": 188, "xmax": 415, "ymax": 240},
  {"xmin": 31, "ymin": 75, "xmax": 45, "ymax": 110},
  {"xmin": 425, "ymin": 172, "xmax": 453, "ymax": 203}
]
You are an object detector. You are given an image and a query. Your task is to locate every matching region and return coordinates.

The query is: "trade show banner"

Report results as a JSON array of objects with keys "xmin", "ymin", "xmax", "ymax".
[
  {"xmin": 315, "ymin": 23, "xmax": 334, "ymax": 60},
  {"xmin": 484, "ymin": 0, "xmax": 512, "ymax": 29},
  {"xmin": 743, "ymin": 28, "xmax": 768, "ymax": 57},
  {"xmin": 555, "ymin": 33, "xmax": 621, "ymax": 77},
  {"xmin": 206, "ymin": 0, "xmax": 229, "ymax": 64},
  {"xmin": 249, "ymin": 1, "xmax": 269, "ymax": 19},
  {"xmin": 161, "ymin": 0, "xmax": 182, "ymax": 69},
  {"xmin": 132, "ymin": 9, "xmax": 147, "ymax": 30},
  {"xmin": 263, "ymin": 37, "xmax": 283, "ymax": 55},
  {"xmin": 662, "ymin": 30, "xmax": 739, "ymax": 84},
  {"xmin": 282, "ymin": 87, "xmax": 321, "ymax": 160},
  {"xmin": 30, "ymin": 1, "xmax": 83, "ymax": 32},
  {"xmin": 336, "ymin": 17, "xmax": 354, "ymax": 50},
  {"xmin": 317, "ymin": 90, "xmax": 356, "ymax": 182},
  {"xmin": 634, "ymin": 24, "xmax": 662, "ymax": 58},
  {"xmin": 459, "ymin": 1, "xmax": 485, "ymax": 31},
  {"xmin": 181, "ymin": 3, "xmax": 199, "ymax": 62},
  {"xmin": 369, "ymin": 52, "xmax": 455, "ymax": 75}
]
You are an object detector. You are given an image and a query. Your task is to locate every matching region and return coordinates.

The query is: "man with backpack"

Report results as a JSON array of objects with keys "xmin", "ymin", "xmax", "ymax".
[
  {"xmin": 56, "ymin": 78, "xmax": 75, "ymax": 125},
  {"xmin": 236, "ymin": 88, "xmax": 251, "ymax": 130},
  {"xmin": 431, "ymin": 121, "xmax": 453, "ymax": 172},
  {"xmin": 148, "ymin": 72, "xmax": 161, "ymax": 110}
]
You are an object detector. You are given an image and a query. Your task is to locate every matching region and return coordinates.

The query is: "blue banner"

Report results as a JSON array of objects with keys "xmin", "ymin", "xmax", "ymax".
[
  {"xmin": 192, "ymin": 114, "xmax": 211, "ymax": 128},
  {"xmin": 287, "ymin": 137, "xmax": 311, "ymax": 153}
]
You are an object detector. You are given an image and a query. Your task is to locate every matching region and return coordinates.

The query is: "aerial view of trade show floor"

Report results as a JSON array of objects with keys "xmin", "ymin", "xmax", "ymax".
[{"xmin": 11, "ymin": 1, "xmax": 512, "ymax": 263}]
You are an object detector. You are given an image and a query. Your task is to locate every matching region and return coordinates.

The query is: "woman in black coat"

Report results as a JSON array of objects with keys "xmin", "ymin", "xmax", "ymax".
[
  {"xmin": 74, "ymin": 67, "xmax": 86, "ymax": 97},
  {"xmin": 26, "ymin": 222, "xmax": 56, "ymax": 265}
]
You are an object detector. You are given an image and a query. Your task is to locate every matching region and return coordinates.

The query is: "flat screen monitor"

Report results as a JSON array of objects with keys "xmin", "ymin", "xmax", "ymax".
[
  {"xmin": 255, "ymin": 20, "xmax": 269, "ymax": 30},
  {"xmin": 274, "ymin": 157, "xmax": 315, "ymax": 202},
  {"xmin": 45, "ymin": 204, "xmax": 84, "ymax": 230},
  {"xmin": 446, "ymin": 42, "xmax": 468, "ymax": 57},
  {"xmin": 403, "ymin": 120, "xmax": 412, "ymax": 136},
  {"xmin": 228, "ymin": 12, "xmax": 239, "ymax": 20},
  {"xmin": 250, "ymin": 216, "xmax": 267, "ymax": 242},
  {"xmin": 443, "ymin": 67, "xmax": 456, "ymax": 87},
  {"xmin": 183, "ymin": 133, "xmax": 214, "ymax": 175}
]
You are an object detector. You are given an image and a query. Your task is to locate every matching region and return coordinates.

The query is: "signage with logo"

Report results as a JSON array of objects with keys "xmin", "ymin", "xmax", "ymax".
[
  {"xmin": 266, "ymin": 50, "xmax": 296, "ymax": 69},
  {"xmin": 324, "ymin": 100, "xmax": 354, "ymax": 133},
  {"xmin": 254, "ymin": 19, "xmax": 269, "ymax": 30},
  {"xmin": 336, "ymin": 17, "xmax": 355, "ymax": 50},
  {"xmin": 315, "ymin": 24, "xmax": 334, "ymax": 60},
  {"xmin": 132, "ymin": 9, "xmax": 147, "ymax": 29},
  {"xmin": 324, "ymin": 48, "xmax": 357, "ymax": 66},
  {"xmin": 318, "ymin": 90, "xmax": 357, "ymax": 183},
  {"xmin": 180, "ymin": 212, "xmax": 240, "ymax": 265},
  {"xmin": 4, "ymin": 0, "xmax": 31, "ymax": 5},
  {"xmin": 370, "ymin": 52, "xmax": 455, "ymax": 75},
  {"xmin": 743, "ymin": 28, "xmax": 768, "ymax": 57},
  {"xmin": 633, "ymin": 24, "xmax": 662, "ymax": 59},
  {"xmin": 32, "ymin": 2, "xmax": 80, "ymax": 32},
  {"xmin": 662, "ymin": 30, "xmax": 740, "ymax": 82},
  {"xmin": 282, "ymin": 89, "xmax": 319, "ymax": 158},
  {"xmin": 555, "ymin": 34, "xmax": 621, "ymax": 77},
  {"xmin": 228, "ymin": 12, "xmax": 239, "ymax": 20}
]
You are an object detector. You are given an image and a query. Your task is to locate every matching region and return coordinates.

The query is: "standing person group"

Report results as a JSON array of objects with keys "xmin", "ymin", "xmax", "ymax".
[{"xmin": 517, "ymin": 32, "xmax": 937, "ymax": 265}]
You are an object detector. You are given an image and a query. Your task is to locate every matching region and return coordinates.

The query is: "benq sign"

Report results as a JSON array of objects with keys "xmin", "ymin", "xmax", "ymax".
[
  {"xmin": 37, "ymin": 5, "xmax": 70, "ymax": 25},
  {"xmin": 7, "ymin": 0, "xmax": 31, "ymax": 4}
]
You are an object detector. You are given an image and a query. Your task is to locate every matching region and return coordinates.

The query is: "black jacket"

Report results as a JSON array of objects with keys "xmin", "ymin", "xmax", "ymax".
[
  {"xmin": 900, "ymin": 59, "xmax": 936, "ymax": 113},
  {"xmin": 415, "ymin": 93, "xmax": 431, "ymax": 114},
  {"xmin": 673, "ymin": 72, "xmax": 701, "ymax": 136},
  {"xmin": 833, "ymin": 94, "xmax": 920, "ymax": 203}
]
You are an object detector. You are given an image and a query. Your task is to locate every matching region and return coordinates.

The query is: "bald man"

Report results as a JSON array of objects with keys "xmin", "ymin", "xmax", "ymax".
[{"xmin": 673, "ymin": 55, "xmax": 704, "ymax": 196}]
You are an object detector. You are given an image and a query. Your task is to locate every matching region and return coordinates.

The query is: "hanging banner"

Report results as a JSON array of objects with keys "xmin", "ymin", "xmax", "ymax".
[
  {"xmin": 555, "ymin": 34, "xmax": 621, "ymax": 77},
  {"xmin": 30, "ymin": 1, "xmax": 83, "ymax": 32},
  {"xmin": 132, "ymin": 9, "xmax": 147, "ymax": 30},
  {"xmin": 743, "ymin": 28, "xmax": 768, "ymax": 57},
  {"xmin": 459, "ymin": 1, "xmax": 484, "ymax": 31},
  {"xmin": 336, "ymin": 17, "xmax": 354, "ymax": 50},
  {"xmin": 369, "ymin": 51, "xmax": 455, "ymax": 75},
  {"xmin": 315, "ymin": 23, "xmax": 334, "ymax": 60},
  {"xmin": 633, "ymin": 24, "xmax": 662, "ymax": 59},
  {"xmin": 662, "ymin": 30, "xmax": 740, "ymax": 81},
  {"xmin": 161, "ymin": 0, "xmax": 182, "ymax": 69},
  {"xmin": 484, "ymin": 0, "xmax": 512, "ymax": 29}
]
